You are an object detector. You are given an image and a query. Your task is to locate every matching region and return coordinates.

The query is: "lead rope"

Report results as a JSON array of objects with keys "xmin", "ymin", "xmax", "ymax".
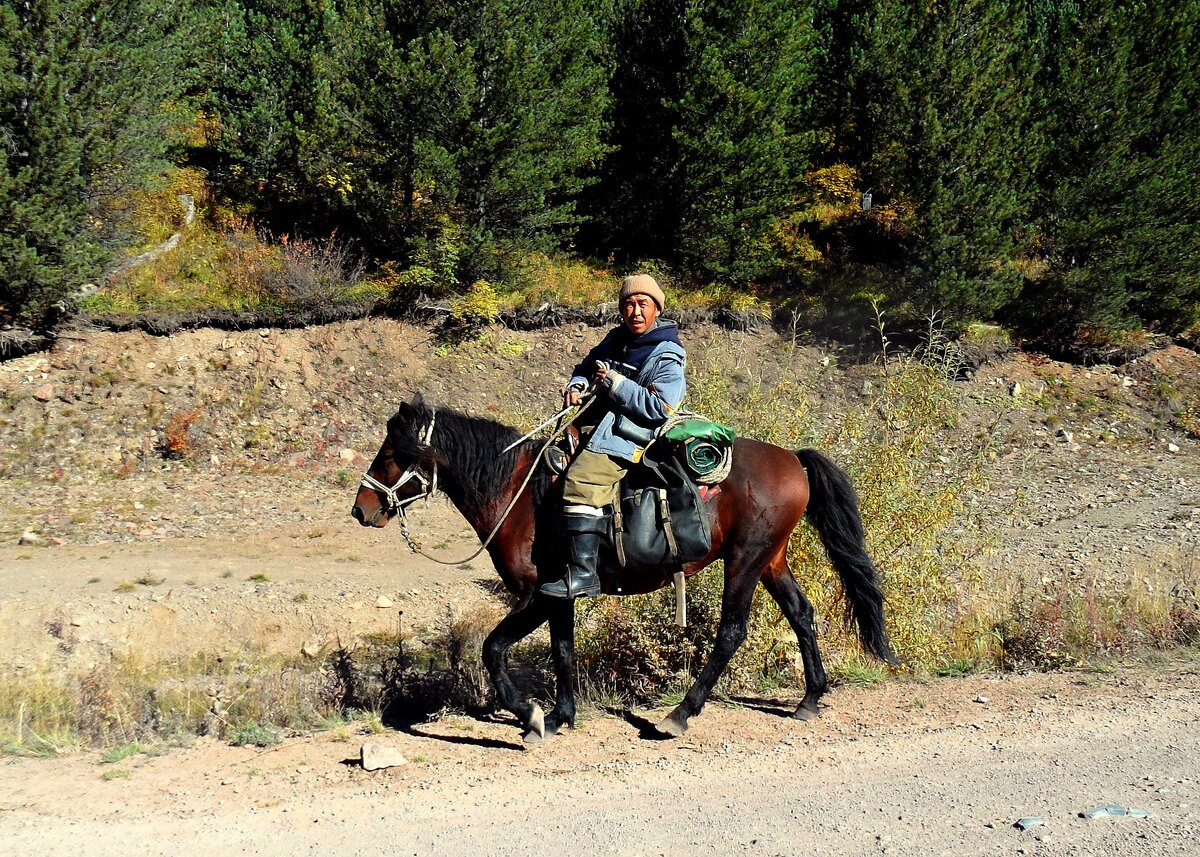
[{"xmin": 398, "ymin": 397, "xmax": 591, "ymax": 566}]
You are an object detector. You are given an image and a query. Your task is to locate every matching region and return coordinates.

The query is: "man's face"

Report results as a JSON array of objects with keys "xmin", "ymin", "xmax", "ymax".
[{"xmin": 621, "ymin": 294, "xmax": 659, "ymax": 335}]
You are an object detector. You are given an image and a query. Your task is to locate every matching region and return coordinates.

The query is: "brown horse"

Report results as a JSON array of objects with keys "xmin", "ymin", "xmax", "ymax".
[{"xmin": 351, "ymin": 395, "xmax": 897, "ymax": 742}]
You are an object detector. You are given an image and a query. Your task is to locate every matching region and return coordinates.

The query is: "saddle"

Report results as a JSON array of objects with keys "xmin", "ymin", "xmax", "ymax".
[{"xmin": 544, "ymin": 427, "xmax": 716, "ymax": 572}]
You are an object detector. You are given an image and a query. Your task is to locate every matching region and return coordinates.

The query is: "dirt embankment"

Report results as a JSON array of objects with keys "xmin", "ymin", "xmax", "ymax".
[
  {"xmin": 0, "ymin": 319, "xmax": 1198, "ymax": 853},
  {"xmin": 0, "ymin": 319, "xmax": 1196, "ymax": 671}
]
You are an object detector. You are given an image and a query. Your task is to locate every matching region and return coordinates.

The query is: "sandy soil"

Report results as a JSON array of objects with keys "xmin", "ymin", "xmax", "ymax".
[{"xmin": 2, "ymin": 657, "xmax": 1198, "ymax": 856}]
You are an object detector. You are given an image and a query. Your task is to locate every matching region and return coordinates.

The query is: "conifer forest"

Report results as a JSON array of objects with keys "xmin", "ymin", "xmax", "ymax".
[{"xmin": 2, "ymin": 1, "xmax": 1198, "ymax": 343}]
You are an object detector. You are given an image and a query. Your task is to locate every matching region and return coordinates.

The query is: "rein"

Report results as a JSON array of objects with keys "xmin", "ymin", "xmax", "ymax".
[{"xmin": 363, "ymin": 400, "xmax": 587, "ymax": 567}]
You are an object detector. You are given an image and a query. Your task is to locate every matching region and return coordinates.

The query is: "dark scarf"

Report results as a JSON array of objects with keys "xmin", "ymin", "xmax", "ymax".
[{"xmin": 607, "ymin": 320, "xmax": 681, "ymax": 376}]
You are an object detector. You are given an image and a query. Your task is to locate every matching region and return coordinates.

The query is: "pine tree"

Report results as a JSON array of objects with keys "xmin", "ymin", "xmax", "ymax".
[
  {"xmin": 1, "ymin": 0, "xmax": 188, "ymax": 326},
  {"xmin": 672, "ymin": 0, "xmax": 819, "ymax": 283},
  {"xmin": 860, "ymin": 0, "xmax": 1038, "ymax": 319},
  {"xmin": 577, "ymin": 0, "xmax": 685, "ymax": 265},
  {"xmin": 319, "ymin": 0, "xmax": 473, "ymax": 263},
  {"xmin": 199, "ymin": 0, "xmax": 333, "ymax": 219},
  {"xmin": 1025, "ymin": 0, "xmax": 1200, "ymax": 335},
  {"xmin": 321, "ymin": 0, "xmax": 610, "ymax": 280},
  {"xmin": 447, "ymin": 0, "xmax": 611, "ymax": 278}
]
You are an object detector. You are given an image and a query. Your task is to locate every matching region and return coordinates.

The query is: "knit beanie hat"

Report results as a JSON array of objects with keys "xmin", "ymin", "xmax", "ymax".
[{"xmin": 619, "ymin": 274, "xmax": 665, "ymax": 311}]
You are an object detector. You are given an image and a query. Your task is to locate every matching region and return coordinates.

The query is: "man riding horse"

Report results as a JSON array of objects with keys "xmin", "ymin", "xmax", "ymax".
[
  {"xmin": 352, "ymin": 275, "xmax": 897, "ymax": 737},
  {"xmin": 540, "ymin": 274, "xmax": 687, "ymax": 599}
]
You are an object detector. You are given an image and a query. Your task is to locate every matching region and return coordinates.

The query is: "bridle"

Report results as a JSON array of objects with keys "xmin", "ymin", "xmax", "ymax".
[
  {"xmin": 358, "ymin": 412, "xmax": 438, "ymax": 519},
  {"xmin": 356, "ymin": 400, "xmax": 585, "ymax": 566}
]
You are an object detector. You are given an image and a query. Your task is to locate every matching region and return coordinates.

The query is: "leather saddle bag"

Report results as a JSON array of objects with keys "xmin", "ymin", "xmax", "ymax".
[{"xmin": 613, "ymin": 450, "xmax": 711, "ymax": 571}]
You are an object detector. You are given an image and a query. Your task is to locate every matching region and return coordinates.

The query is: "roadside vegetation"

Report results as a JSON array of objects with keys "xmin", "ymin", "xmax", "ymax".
[{"xmin": 2, "ymin": 0, "xmax": 1198, "ymax": 755}]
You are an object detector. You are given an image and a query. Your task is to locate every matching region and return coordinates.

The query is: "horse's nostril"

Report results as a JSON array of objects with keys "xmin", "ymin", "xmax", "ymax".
[{"xmin": 350, "ymin": 505, "xmax": 364, "ymax": 523}]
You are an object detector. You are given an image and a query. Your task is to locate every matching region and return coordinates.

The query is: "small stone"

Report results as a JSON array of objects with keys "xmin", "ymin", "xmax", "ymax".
[
  {"xmin": 339, "ymin": 448, "xmax": 357, "ymax": 463},
  {"xmin": 974, "ymin": 695, "xmax": 991, "ymax": 704},
  {"xmin": 300, "ymin": 637, "xmax": 324, "ymax": 659},
  {"xmin": 1010, "ymin": 381, "xmax": 1023, "ymax": 398},
  {"xmin": 1056, "ymin": 428, "xmax": 1074, "ymax": 443},
  {"xmin": 375, "ymin": 595, "xmax": 394, "ymax": 609},
  {"xmin": 1168, "ymin": 442, "xmax": 1181, "ymax": 454},
  {"xmin": 1122, "ymin": 376, "xmax": 1136, "ymax": 387},
  {"xmin": 146, "ymin": 362, "xmax": 156, "ymax": 369},
  {"xmin": 47, "ymin": 536, "xmax": 67, "ymax": 547},
  {"xmin": 1080, "ymin": 805, "xmax": 1148, "ymax": 819},
  {"xmin": 360, "ymin": 742, "xmax": 407, "ymax": 772},
  {"xmin": 296, "ymin": 765, "xmax": 311, "ymax": 774},
  {"xmin": 1014, "ymin": 817, "xmax": 1045, "ymax": 831},
  {"xmin": 18, "ymin": 530, "xmax": 41, "ymax": 546},
  {"xmin": 33, "ymin": 384, "xmax": 54, "ymax": 402}
]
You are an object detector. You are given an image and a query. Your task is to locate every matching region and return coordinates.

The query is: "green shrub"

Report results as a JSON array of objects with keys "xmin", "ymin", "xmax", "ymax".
[{"xmin": 229, "ymin": 722, "xmax": 280, "ymax": 748}]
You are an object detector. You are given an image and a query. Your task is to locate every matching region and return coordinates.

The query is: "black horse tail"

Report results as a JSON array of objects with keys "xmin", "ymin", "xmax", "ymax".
[{"xmin": 796, "ymin": 449, "xmax": 899, "ymax": 666}]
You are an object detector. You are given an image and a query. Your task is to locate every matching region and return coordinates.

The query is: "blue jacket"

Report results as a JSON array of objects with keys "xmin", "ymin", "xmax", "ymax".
[{"xmin": 567, "ymin": 321, "xmax": 687, "ymax": 464}]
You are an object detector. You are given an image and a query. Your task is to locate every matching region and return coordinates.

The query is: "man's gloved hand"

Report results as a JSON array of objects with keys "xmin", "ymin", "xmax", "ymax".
[
  {"xmin": 563, "ymin": 381, "xmax": 586, "ymax": 408},
  {"xmin": 594, "ymin": 360, "xmax": 626, "ymax": 394}
]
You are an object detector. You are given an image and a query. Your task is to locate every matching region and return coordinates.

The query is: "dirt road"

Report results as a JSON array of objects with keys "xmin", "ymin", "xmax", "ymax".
[{"xmin": 3, "ymin": 657, "xmax": 1198, "ymax": 856}]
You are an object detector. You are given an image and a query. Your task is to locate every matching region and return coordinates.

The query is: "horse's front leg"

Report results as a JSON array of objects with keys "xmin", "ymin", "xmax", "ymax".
[
  {"xmin": 539, "ymin": 596, "xmax": 577, "ymax": 740},
  {"xmin": 656, "ymin": 560, "xmax": 761, "ymax": 737},
  {"xmin": 482, "ymin": 597, "xmax": 549, "ymax": 740}
]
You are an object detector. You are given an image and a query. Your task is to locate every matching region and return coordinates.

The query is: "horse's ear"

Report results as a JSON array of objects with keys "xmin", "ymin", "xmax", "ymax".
[
  {"xmin": 410, "ymin": 391, "xmax": 425, "ymax": 408},
  {"xmin": 392, "ymin": 400, "xmax": 416, "ymax": 428}
]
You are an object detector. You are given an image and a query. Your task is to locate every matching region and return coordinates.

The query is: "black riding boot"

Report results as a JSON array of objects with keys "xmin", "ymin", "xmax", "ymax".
[{"xmin": 540, "ymin": 511, "xmax": 608, "ymax": 599}]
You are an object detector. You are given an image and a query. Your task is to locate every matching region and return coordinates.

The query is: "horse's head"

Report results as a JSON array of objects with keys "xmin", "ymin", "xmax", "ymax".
[{"xmin": 351, "ymin": 395, "xmax": 443, "ymax": 527}]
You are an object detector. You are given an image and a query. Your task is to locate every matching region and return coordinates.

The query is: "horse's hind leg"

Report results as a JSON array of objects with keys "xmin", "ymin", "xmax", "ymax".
[
  {"xmin": 656, "ymin": 557, "xmax": 761, "ymax": 737},
  {"xmin": 761, "ymin": 564, "xmax": 829, "ymax": 720},
  {"xmin": 483, "ymin": 598, "xmax": 549, "ymax": 739},
  {"xmin": 543, "ymin": 597, "xmax": 577, "ymax": 737}
]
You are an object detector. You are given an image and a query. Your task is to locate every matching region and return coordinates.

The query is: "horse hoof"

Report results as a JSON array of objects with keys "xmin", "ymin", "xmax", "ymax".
[
  {"xmin": 654, "ymin": 713, "xmax": 688, "ymax": 738},
  {"xmin": 522, "ymin": 729, "xmax": 544, "ymax": 745},
  {"xmin": 525, "ymin": 704, "xmax": 546, "ymax": 740},
  {"xmin": 792, "ymin": 703, "xmax": 820, "ymax": 722}
]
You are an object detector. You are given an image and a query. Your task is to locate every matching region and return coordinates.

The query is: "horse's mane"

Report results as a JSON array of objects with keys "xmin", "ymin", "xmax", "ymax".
[{"xmin": 391, "ymin": 400, "xmax": 554, "ymax": 520}]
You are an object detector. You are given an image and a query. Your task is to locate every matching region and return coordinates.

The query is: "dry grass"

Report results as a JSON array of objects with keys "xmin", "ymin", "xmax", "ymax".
[
  {"xmin": 0, "ymin": 652, "xmax": 342, "ymax": 755},
  {"xmin": 82, "ymin": 220, "xmax": 372, "ymax": 317},
  {"xmin": 995, "ymin": 551, "xmax": 1200, "ymax": 670},
  {"xmin": 507, "ymin": 253, "xmax": 616, "ymax": 308}
]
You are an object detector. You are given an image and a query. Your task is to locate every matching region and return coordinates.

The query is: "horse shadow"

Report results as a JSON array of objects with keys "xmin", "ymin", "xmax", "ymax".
[
  {"xmin": 376, "ymin": 711, "xmax": 526, "ymax": 752},
  {"xmin": 619, "ymin": 709, "xmax": 676, "ymax": 741},
  {"xmin": 726, "ymin": 695, "xmax": 798, "ymax": 718}
]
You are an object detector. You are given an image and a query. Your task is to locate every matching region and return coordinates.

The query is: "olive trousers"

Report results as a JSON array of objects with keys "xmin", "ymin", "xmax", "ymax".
[{"xmin": 561, "ymin": 448, "xmax": 627, "ymax": 508}]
